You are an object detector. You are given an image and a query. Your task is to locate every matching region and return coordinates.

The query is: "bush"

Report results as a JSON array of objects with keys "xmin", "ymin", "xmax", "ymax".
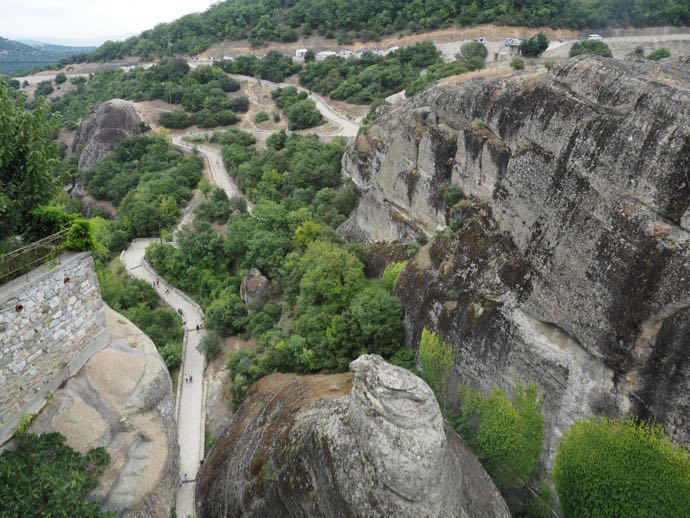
[
  {"xmin": 648, "ymin": 47, "xmax": 671, "ymax": 61},
  {"xmin": 452, "ymin": 383, "xmax": 544, "ymax": 490},
  {"xmin": 457, "ymin": 42, "xmax": 488, "ymax": 69},
  {"xmin": 160, "ymin": 341, "xmax": 182, "ymax": 369},
  {"xmin": 520, "ymin": 32, "xmax": 549, "ymax": 57},
  {"xmin": 0, "ymin": 432, "xmax": 113, "ymax": 517},
  {"xmin": 419, "ymin": 328, "xmax": 455, "ymax": 401},
  {"xmin": 381, "ymin": 260, "xmax": 407, "ymax": 290},
  {"xmin": 35, "ymin": 80, "xmax": 54, "ymax": 96},
  {"xmin": 199, "ymin": 331, "xmax": 222, "ymax": 358},
  {"xmin": 55, "ymin": 72, "xmax": 67, "ymax": 84},
  {"xmin": 254, "ymin": 111, "xmax": 269, "ymax": 123},
  {"xmin": 159, "ymin": 111, "xmax": 193, "ymax": 129},
  {"xmin": 553, "ymin": 418, "xmax": 690, "ymax": 518},
  {"xmin": 569, "ymin": 40, "xmax": 612, "ymax": 58},
  {"xmin": 510, "ymin": 58, "xmax": 525, "ymax": 70},
  {"xmin": 634, "ymin": 46, "xmax": 645, "ymax": 56}
]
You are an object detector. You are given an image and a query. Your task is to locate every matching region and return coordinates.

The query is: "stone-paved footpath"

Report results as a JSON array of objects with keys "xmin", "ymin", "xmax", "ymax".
[{"xmin": 121, "ymin": 239, "xmax": 205, "ymax": 518}]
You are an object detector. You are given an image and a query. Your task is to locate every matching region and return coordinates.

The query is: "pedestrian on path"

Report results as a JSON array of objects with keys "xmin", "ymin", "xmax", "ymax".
[{"xmin": 196, "ymin": 324, "xmax": 200, "ymax": 332}]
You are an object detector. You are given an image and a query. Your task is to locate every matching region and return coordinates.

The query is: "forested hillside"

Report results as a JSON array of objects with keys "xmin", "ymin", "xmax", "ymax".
[
  {"xmin": 0, "ymin": 37, "xmax": 92, "ymax": 74},
  {"xmin": 78, "ymin": 0, "xmax": 690, "ymax": 62}
]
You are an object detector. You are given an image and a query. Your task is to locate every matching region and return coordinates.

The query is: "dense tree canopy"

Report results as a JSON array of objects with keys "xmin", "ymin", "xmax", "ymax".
[
  {"xmin": 67, "ymin": 0, "xmax": 690, "ymax": 62},
  {"xmin": 0, "ymin": 83, "xmax": 59, "ymax": 240}
]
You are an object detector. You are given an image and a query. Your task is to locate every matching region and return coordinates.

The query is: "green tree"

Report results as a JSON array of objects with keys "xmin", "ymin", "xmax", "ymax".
[
  {"xmin": 35, "ymin": 80, "xmax": 54, "ymax": 96},
  {"xmin": 205, "ymin": 289, "xmax": 248, "ymax": 336},
  {"xmin": 553, "ymin": 418, "xmax": 690, "ymax": 518},
  {"xmin": 569, "ymin": 40, "xmax": 612, "ymax": 58},
  {"xmin": 419, "ymin": 328, "xmax": 455, "ymax": 401},
  {"xmin": 520, "ymin": 32, "xmax": 549, "ymax": 57},
  {"xmin": 458, "ymin": 41, "xmax": 488, "ymax": 68},
  {"xmin": 0, "ymin": 83, "xmax": 59, "ymax": 240},
  {"xmin": 55, "ymin": 72, "xmax": 67, "ymax": 84},
  {"xmin": 454, "ymin": 383, "xmax": 544, "ymax": 490}
]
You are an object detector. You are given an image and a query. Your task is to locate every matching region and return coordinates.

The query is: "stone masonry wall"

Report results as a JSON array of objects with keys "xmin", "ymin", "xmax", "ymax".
[{"xmin": 0, "ymin": 252, "xmax": 107, "ymax": 444}]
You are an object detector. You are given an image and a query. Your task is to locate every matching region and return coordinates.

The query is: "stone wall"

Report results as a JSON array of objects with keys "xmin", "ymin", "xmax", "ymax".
[{"xmin": 0, "ymin": 252, "xmax": 107, "ymax": 444}]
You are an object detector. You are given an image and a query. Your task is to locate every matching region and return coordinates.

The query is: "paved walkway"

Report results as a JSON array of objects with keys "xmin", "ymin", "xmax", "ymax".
[{"xmin": 121, "ymin": 240, "xmax": 205, "ymax": 518}]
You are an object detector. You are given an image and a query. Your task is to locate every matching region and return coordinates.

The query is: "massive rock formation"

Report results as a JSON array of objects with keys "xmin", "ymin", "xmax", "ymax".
[
  {"xmin": 72, "ymin": 99, "xmax": 140, "ymax": 170},
  {"xmin": 196, "ymin": 354, "xmax": 509, "ymax": 518},
  {"xmin": 30, "ymin": 307, "xmax": 179, "ymax": 517},
  {"xmin": 239, "ymin": 268, "xmax": 270, "ymax": 304},
  {"xmin": 341, "ymin": 56, "xmax": 690, "ymax": 469}
]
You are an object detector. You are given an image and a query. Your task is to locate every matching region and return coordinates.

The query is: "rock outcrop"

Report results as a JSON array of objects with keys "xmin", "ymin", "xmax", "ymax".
[
  {"xmin": 196, "ymin": 354, "xmax": 509, "ymax": 518},
  {"xmin": 341, "ymin": 56, "xmax": 690, "ymax": 470},
  {"xmin": 239, "ymin": 268, "xmax": 270, "ymax": 304},
  {"xmin": 30, "ymin": 307, "xmax": 179, "ymax": 517},
  {"xmin": 72, "ymin": 99, "xmax": 140, "ymax": 170}
]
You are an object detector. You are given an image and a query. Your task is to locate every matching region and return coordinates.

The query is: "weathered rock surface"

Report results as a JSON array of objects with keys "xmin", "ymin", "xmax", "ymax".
[
  {"xmin": 72, "ymin": 99, "xmax": 140, "ymax": 170},
  {"xmin": 239, "ymin": 268, "xmax": 270, "ymax": 304},
  {"xmin": 30, "ymin": 307, "xmax": 179, "ymax": 517},
  {"xmin": 342, "ymin": 55, "xmax": 690, "ymax": 470},
  {"xmin": 196, "ymin": 354, "xmax": 509, "ymax": 518}
]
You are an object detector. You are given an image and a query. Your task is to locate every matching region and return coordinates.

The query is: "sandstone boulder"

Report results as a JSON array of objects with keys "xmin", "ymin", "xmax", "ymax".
[
  {"xmin": 240, "ymin": 268, "xmax": 270, "ymax": 304},
  {"xmin": 30, "ymin": 307, "xmax": 179, "ymax": 517},
  {"xmin": 340, "ymin": 55, "xmax": 690, "ymax": 472},
  {"xmin": 72, "ymin": 99, "xmax": 140, "ymax": 170},
  {"xmin": 196, "ymin": 354, "xmax": 509, "ymax": 518}
]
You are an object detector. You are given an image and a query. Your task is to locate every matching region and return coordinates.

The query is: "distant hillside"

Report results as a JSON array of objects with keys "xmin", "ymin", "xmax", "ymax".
[
  {"xmin": 81, "ymin": 0, "xmax": 690, "ymax": 62},
  {"xmin": 0, "ymin": 37, "xmax": 93, "ymax": 75}
]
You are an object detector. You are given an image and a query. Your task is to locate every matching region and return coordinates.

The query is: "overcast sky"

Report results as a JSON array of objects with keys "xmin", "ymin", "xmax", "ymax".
[{"xmin": 0, "ymin": 0, "xmax": 217, "ymax": 46}]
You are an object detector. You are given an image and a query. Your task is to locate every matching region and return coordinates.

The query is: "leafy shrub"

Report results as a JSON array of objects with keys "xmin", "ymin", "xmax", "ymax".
[
  {"xmin": 553, "ymin": 418, "xmax": 690, "ymax": 518},
  {"xmin": 160, "ymin": 341, "xmax": 182, "ymax": 369},
  {"xmin": 457, "ymin": 42, "xmax": 488, "ymax": 69},
  {"xmin": 254, "ymin": 111, "xmax": 269, "ymax": 123},
  {"xmin": 35, "ymin": 80, "xmax": 54, "ymax": 97},
  {"xmin": 199, "ymin": 331, "xmax": 222, "ymax": 358},
  {"xmin": 419, "ymin": 328, "xmax": 455, "ymax": 401},
  {"xmin": 159, "ymin": 111, "xmax": 193, "ymax": 129},
  {"xmin": 0, "ymin": 432, "xmax": 113, "ymax": 517},
  {"xmin": 569, "ymin": 40, "xmax": 612, "ymax": 58},
  {"xmin": 634, "ymin": 46, "xmax": 645, "ymax": 56},
  {"xmin": 62, "ymin": 218, "xmax": 98, "ymax": 251},
  {"xmin": 452, "ymin": 383, "xmax": 544, "ymax": 490},
  {"xmin": 55, "ymin": 72, "xmax": 67, "ymax": 84},
  {"xmin": 520, "ymin": 32, "xmax": 549, "ymax": 56},
  {"xmin": 510, "ymin": 58, "xmax": 525, "ymax": 70},
  {"xmin": 647, "ymin": 47, "xmax": 671, "ymax": 61},
  {"xmin": 381, "ymin": 260, "xmax": 407, "ymax": 290}
]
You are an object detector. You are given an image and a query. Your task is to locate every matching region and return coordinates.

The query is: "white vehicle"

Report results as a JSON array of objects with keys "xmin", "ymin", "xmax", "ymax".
[
  {"xmin": 474, "ymin": 37, "xmax": 489, "ymax": 43},
  {"xmin": 588, "ymin": 34, "xmax": 603, "ymax": 40}
]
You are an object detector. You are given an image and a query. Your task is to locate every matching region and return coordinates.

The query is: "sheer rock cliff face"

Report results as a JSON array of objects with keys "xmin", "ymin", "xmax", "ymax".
[
  {"xmin": 196, "ymin": 355, "xmax": 509, "ymax": 518},
  {"xmin": 340, "ymin": 56, "xmax": 690, "ymax": 469},
  {"xmin": 72, "ymin": 99, "xmax": 140, "ymax": 170},
  {"xmin": 30, "ymin": 307, "xmax": 179, "ymax": 518}
]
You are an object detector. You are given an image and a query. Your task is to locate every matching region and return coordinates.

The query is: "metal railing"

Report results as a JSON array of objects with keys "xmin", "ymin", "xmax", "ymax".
[{"xmin": 0, "ymin": 229, "xmax": 70, "ymax": 283}]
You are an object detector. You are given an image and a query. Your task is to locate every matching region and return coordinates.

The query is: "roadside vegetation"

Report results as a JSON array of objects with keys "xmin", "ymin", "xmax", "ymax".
[
  {"xmin": 64, "ymin": 0, "xmax": 690, "ymax": 62},
  {"xmin": 271, "ymin": 87, "xmax": 324, "ymax": 129},
  {"xmin": 570, "ymin": 39, "xmax": 613, "ymax": 57}
]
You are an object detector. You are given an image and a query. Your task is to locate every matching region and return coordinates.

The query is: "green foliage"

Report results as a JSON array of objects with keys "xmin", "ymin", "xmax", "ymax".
[
  {"xmin": 0, "ymin": 83, "xmax": 59, "ymax": 240},
  {"xmin": 80, "ymin": 135, "xmax": 202, "ymax": 243},
  {"xmin": 159, "ymin": 111, "xmax": 193, "ymax": 129},
  {"xmin": 25, "ymin": 205, "xmax": 78, "ymax": 241},
  {"xmin": 15, "ymin": 413, "xmax": 36, "ymax": 435},
  {"xmin": 205, "ymin": 289, "xmax": 248, "ymax": 335},
  {"xmin": 634, "ymin": 46, "xmax": 645, "ymax": 56},
  {"xmin": 254, "ymin": 111, "xmax": 269, "ymax": 123},
  {"xmin": 520, "ymin": 32, "xmax": 549, "ymax": 56},
  {"xmin": 553, "ymin": 417, "xmax": 690, "ymax": 518},
  {"xmin": 510, "ymin": 57, "xmax": 525, "ymax": 70},
  {"xmin": 271, "ymin": 87, "xmax": 323, "ymax": 129},
  {"xmin": 199, "ymin": 331, "xmax": 222, "ymax": 359},
  {"xmin": 647, "ymin": 47, "xmax": 671, "ymax": 60},
  {"xmin": 419, "ymin": 328, "xmax": 455, "ymax": 401},
  {"xmin": 55, "ymin": 72, "xmax": 67, "ymax": 84},
  {"xmin": 215, "ymin": 51, "xmax": 300, "ymax": 82},
  {"xmin": 62, "ymin": 218, "xmax": 97, "ymax": 251},
  {"xmin": 569, "ymin": 40, "xmax": 612, "ymax": 58},
  {"xmin": 0, "ymin": 432, "xmax": 114, "ymax": 517},
  {"xmin": 35, "ymin": 80, "xmax": 54, "ymax": 97},
  {"xmin": 97, "ymin": 260, "xmax": 183, "ymax": 368},
  {"xmin": 452, "ymin": 383, "xmax": 544, "ymax": 491},
  {"xmin": 381, "ymin": 260, "xmax": 407, "ymax": 290},
  {"xmin": 458, "ymin": 41, "xmax": 488, "ymax": 68}
]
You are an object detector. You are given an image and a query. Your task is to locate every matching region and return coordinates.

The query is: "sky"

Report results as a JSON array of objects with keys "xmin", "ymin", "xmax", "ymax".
[{"xmin": 0, "ymin": 0, "xmax": 217, "ymax": 46}]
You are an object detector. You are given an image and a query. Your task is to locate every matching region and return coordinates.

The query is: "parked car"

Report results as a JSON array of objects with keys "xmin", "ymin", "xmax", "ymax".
[
  {"xmin": 588, "ymin": 34, "xmax": 603, "ymax": 40},
  {"xmin": 474, "ymin": 37, "xmax": 489, "ymax": 43}
]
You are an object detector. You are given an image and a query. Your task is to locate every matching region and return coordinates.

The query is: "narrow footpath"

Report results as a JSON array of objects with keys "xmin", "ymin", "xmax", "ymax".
[{"xmin": 121, "ymin": 240, "xmax": 205, "ymax": 518}]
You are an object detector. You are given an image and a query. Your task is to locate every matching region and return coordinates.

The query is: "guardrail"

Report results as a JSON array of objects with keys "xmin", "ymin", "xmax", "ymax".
[{"xmin": 0, "ymin": 229, "xmax": 70, "ymax": 283}]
